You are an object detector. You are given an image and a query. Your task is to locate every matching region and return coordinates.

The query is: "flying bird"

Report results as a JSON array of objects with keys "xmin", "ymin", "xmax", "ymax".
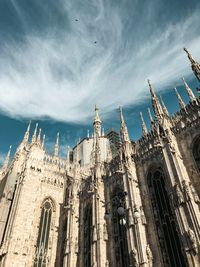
[
  {"xmin": 94, "ymin": 41, "xmax": 97, "ymax": 44},
  {"xmin": 75, "ymin": 19, "xmax": 78, "ymax": 21}
]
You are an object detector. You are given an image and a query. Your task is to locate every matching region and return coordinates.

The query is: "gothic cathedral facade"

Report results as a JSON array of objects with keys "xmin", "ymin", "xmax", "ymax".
[{"xmin": 0, "ymin": 48, "xmax": 200, "ymax": 267}]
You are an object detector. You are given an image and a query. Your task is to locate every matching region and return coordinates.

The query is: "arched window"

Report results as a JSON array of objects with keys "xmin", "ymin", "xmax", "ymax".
[
  {"xmin": 34, "ymin": 198, "xmax": 54, "ymax": 267},
  {"xmin": 192, "ymin": 136, "xmax": 200, "ymax": 172},
  {"xmin": 148, "ymin": 168, "xmax": 186, "ymax": 267},
  {"xmin": 112, "ymin": 188, "xmax": 130, "ymax": 267}
]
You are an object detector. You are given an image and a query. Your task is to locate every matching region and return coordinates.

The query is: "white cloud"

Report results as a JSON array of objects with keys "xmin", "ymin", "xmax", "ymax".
[{"xmin": 0, "ymin": 1, "xmax": 200, "ymax": 123}]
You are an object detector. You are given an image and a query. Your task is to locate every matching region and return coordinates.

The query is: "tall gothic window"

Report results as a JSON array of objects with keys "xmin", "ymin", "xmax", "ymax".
[
  {"xmin": 34, "ymin": 198, "xmax": 54, "ymax": 267},
  {"xmin": 148, "ymin": 168, "xmax": 186, "ymax": 267},
  {"xmin": 112, "ymin": 188, "xmax": 130, "ymax": 267},
  {"xmin": 83, "ymin": 204, "xmax": 92, "ymax": 267},
  {"xmin": 192, "ymin": 136, "xmax": 200, "ymax": 172}
]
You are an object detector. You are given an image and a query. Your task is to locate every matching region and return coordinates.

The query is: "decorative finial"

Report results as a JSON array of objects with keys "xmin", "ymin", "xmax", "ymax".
[
  {"xmin": 174, "ymin": 87, "xmax": 185, "ymax": 110},
  {"xmin": 182, "ymin": 77, "xmax": 196, "ymax": 101},
  {"xmin": 31, "ymin": 123, "xmax": 38, "ymax": 144},
  {"xmin": 119, "ymin": 106, "xmax": 125, "ymax": 124},
  {"xmin": 140, "ymin": 112, "xmax": 148, "ymax": 136}
]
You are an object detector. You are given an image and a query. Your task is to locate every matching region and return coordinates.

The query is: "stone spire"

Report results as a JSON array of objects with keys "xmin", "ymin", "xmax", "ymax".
[
  {"xmin": 140, "ymin": 112, "xmax": 148, "ymax": 136},
  {"xmin": 160, "ymin": 96, "xmax": 169, "ymax": 116},
  {"xmin": 54, "ymin": 132, "xmax": 59, "ymax": 158},
  {"xmin": 174, "ymin": 87, "xmax": 186, "ymax": 110},
  {"xmin": 184, "ymin": 48, "xmax": 200, "ymax": 82},
  {"xmin": 42, "ymin": 134, "xmax": 45, "ymax": 149},
  {"xmin": 148, "ymin": 79, "xmax": 164, "ymax": 119},
  {"xmin": 36, "ymin": 128, "xmax": 42, "ymax": 146},
  {"xmin": 182, "ymin": 77, "xmax": 196, "ymax": 102},
  {"xmin": 22, "ymin": 120, "xmax": 31, "ymax": 144},
  {"xmin": 2, "ymin": 145, "xmax": 12, "ymax": 170},
  {"xmin": 119, "ymin": 106, "xmax": 130, "ymax": 143},
  {"xmin": 148, "ymin": 108, "xmax": 154, "ymax": 124},
  {"xmin": 93, "ymin": 104, "xmax": 101, "ymax": 137},
  {"xmin": 93, "ymin": 106, "xmax": 101, "ymax": 167},
  {"xmin": 31, "ymin": 123, "xmax": 38, "ymax": 144}
]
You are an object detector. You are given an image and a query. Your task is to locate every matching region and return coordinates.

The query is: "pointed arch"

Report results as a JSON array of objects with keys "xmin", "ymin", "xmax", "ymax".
[
  {"xmin": 147, "ymin": 167, "xmax": 187, "ymax": 267},
  {"xmin": 34, "ymin": 197, "xmax": 55, "ymax": 267}
]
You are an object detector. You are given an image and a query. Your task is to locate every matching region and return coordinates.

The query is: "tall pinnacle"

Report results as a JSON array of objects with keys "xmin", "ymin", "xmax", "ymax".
[
  {"xmin": 93, "ymin": 104, "xmax": 101, "ymax": 137},
  {"xmin": 93, "ymin": 105, "xmax": 101, "ymax": 168},
  {"xmin": 174, "ymin": 88, "xmax": 186, "ymax": 110},
  {"xmin": 148, "ymin": 80, "xmax": 164, "ymax": 119},
  {"xmin": 2, "ymin": 145, "xmax": 12, "ymax": 170},
  {"xmin": 36, "ymin": 128, "xmax": 42, "ymax": 145},
  {"xmin": 31, "ymin": 123, "xmax": 38, "ymax": 144},
  {"xmin": 184, "ymin": 48, "xmax": 200, "ymax": 82},
  {"xmin": 54, "ymin": 132, "xmax": 59, "ymax": 158},
  {"xmin": 182, "ymin": 77, "xmax": 196, "ymax": 101},
  {"xmin": 119, "ymin": 106, "xmax": 130, "ymax": 143},
  {"xmin": 140, "ymin": 112, "xmax": 148, "ymax": 136},
  {"xmin": 22, "ymin": 120, "xmax": 31, "ymax": 144},
  {"xmin": 160, "ymin": 96, "xmax": 169, "ymax": 117},
  {"xmin": 148, "ymin": 108, "xmax": 154, "ymax": 124}
]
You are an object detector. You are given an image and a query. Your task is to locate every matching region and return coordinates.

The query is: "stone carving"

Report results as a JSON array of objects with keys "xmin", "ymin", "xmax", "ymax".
[
  {"xmin": 182, "ymin": 180, "xmax": 192, "ymax": 201},
  {"xmin": 174, "ymin": 183, "xmax": 184, "ymax": 205},
  {"xmin": 130, "ymin": 248, "xmax": 139, "ymax": 267},
  {"xmin": 190, "ymin": 184, "xmax": 200, "ymax": 203},
  {"xmin": 187, "ymin": 228, "xmax": 198, "ymax": 254},
  {"xmin": 146, "ymin": 244, "xmax": 153, "ymax": 267},
  {"xmin": 140, "ymin": 206, "xmax": 147, "ymax": 225}
]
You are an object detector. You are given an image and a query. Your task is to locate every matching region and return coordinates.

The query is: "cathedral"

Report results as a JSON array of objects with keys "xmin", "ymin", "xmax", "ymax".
[{"xmin": 0, "ymin": 48, "xmax": 200, "ymax": 267}]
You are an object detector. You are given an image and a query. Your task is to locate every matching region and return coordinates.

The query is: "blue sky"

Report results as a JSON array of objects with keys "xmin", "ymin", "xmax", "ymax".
[{"xmin": 0, "ymin": 0, "xmax": 200, "ymax": 162}]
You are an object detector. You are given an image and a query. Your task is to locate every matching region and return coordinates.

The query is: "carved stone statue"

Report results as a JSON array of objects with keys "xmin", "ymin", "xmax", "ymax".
[
  {"xmin": 182, "ymin": 180, "xmax": 192, "ymax": 201},
  {"xmin": 146, "ymin": 244, "xmax": 153, "ymax": 267},
  {"xmin": 174, "ymin": 183, "xmax": 184, "ymax": 205},
  {"xmin": 187, "ymin": 228, "xmax": 198, "ymax": 254},
  {"xmin": 190, "ymin": 184, "xmax": 200, "ymax": 203},
  {"xmin": 140, "ymin": 206, "xmax": 147, "ymax": 225},
  {"xmin": 130, "ymin": 248, "xmax": 139, "ymax": 267}
]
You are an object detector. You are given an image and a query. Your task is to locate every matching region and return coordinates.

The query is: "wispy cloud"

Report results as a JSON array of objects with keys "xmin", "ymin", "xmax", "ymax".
[{"xmin": 0, "ymin": 0, "xmax": 200, "ymax": 123}]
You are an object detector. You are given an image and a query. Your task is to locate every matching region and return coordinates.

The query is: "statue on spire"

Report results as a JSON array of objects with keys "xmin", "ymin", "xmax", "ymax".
[
  {"xmin": 93, "ymin": 104, "xmax": 101, "ymax": 137},
  {"xmin": 184, "ymin": 48, "xmax": 200, "ymax": 82}
]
